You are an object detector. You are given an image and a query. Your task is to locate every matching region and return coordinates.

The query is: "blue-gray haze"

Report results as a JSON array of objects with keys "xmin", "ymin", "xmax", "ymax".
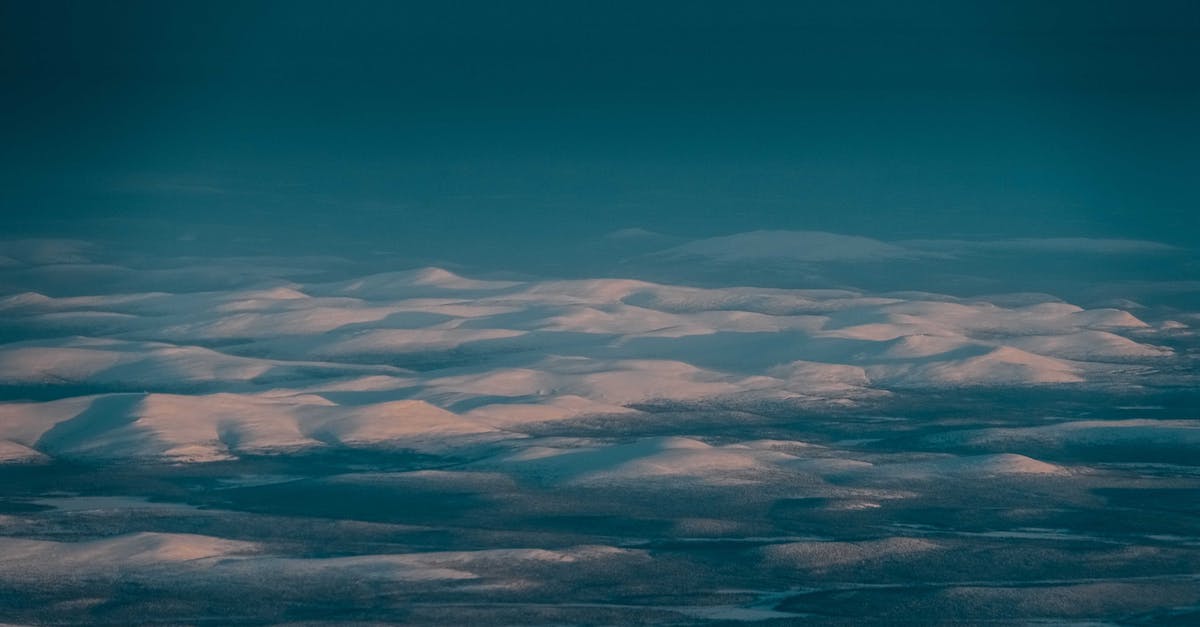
[{"xmin": 4, "ymin": 1, "xmax": 1199, "ymax": 259}]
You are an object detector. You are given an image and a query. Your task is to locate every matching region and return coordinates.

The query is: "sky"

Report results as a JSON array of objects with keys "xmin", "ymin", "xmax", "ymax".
[
  {"xmin": 3, "ymin": 5, "xmax": 1200, "ymax": 623},
  {"xmin": 2, "ymin": 0, "xmax": 1198, "ymax": 266}
]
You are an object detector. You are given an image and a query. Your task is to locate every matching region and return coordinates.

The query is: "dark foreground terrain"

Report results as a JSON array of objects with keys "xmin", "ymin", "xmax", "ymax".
[{"xmin": 2, "ymin": 388, "xmax": 1198, "ymax": 625}]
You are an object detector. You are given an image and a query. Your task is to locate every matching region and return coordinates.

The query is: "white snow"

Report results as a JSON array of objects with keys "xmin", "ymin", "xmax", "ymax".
[
  {"xmin": 925, "ymin": 419, "xmax": 1200, "ymax": 450},
  {"xmin": 0, "ymin": 392, "xmax": 502, "ymax": 462},
  {"xmin": 497, "ymin": 436, "xmax": 804, "ymax": 485},
  {"xmin": 0, "ymin": 532, "xmax": 259, "ymax": 574},
  {"xmin": 761, "ymin": 537, "xmax": 941, "ymax": 569},
  {"xmin": 0, "ymin": 532, "xmax": 642, "ymax": 586},
  {"xmin": 0, "ymin": 248, "xmax": 1184, "ymax": 463}
]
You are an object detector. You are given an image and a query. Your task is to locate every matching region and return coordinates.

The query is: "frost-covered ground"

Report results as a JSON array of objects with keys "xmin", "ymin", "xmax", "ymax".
[{"xmin": 0, "ymin": 232, "xmax": 1198, "ymax": 624}]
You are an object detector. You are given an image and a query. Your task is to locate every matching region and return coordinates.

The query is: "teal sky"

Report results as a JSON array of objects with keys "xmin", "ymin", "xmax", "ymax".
[{"xmin": 2, "ymin": 0, "xmax": 1198, "ymax": 262}]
